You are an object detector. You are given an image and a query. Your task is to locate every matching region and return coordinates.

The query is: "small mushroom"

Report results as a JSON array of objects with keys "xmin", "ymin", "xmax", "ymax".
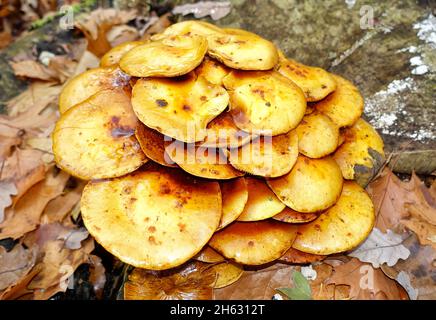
[{"xmin": 209, "ymin": 220, "xmax": 298, "ymax": 265}]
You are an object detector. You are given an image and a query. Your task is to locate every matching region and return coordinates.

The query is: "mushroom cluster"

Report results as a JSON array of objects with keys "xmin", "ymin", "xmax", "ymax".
[{"xmin": 52, "ymin": 21, "xmax": 385, "ymax": 290}]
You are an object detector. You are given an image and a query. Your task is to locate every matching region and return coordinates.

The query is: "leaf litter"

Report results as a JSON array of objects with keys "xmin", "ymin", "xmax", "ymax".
[{"xmin": 0, "ymin": 4, "xmax": 435, "ymax": 301}]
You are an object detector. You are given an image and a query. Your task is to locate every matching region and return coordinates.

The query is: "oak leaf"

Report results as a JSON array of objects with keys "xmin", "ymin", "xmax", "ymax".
[
  {"xmin": 0, "ymin": 181, "xmax": 17, "ymax": 223},
  {"xmin": 0, "ymin": 244, "xmax": 37, "ymax": 291},
  {"xmin": 381, "ymin": 233, "xmax": 436, "ymax": 300},
  {"xmin": 349, "ymin": 228, "xmax": 410, "ymax": 268},
  {"xmin": 0, "ymin": 169, "xmax": 69, "ymax": 240},
  {"xmin": 325, "ymin": 258, "xmax": 408, "ymax": 300}
]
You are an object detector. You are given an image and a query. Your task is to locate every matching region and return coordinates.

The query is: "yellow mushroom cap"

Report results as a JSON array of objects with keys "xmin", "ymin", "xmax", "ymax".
[
  {"xmin": 199, "ymin": 111, "xmax": 254, "ymax": 149},
  {"xmin": 81, "ymin": 165, "xmax": 222, "ymax": 270},
  {"xmin": 228, "ymin": 130, "xmax": 299, "ymax": 177},
  {"xmin": 223, "ymin": 70, "xmax": 307, "ymax": 136},
  {"xmin": 131, "ymin": 72, "xmax": 229, "ymax": 143},
  {"xmin": 135, "ymin": 123, "xmax": 177, "ymax": 168},
  {"xmin": 165, "ymin": 141, "xmax": 244, "ymax": 180},
  {"xmin": 314, "ymin": 73, "xmax": 364, "ymax": 128},
  {"xmin": 292, "ymin": 181, "xmax": 375, "ymax": 255},
  {"xmin": 195, "ymin": 57, "xmax": 230, "ymax": 85},
  {"xmin": 53, "ymin": 89, "xmax": 147, "ymax": 180},
  {"xmin": 194, "ymin": 246, "xmax": 226, "ymax": 263},
  {"xmin": 296, "ymin": 112, "xmax": 339, "ymax": 158},
  {"xmin": 333, "ymin": 118, "xmax": 385, "ymax": 181},
  {"xmin": 207, "ymin": 28, "xmax": 279, "ymax": 70},
  {"xmin": 58, "ymin": 66, "xmax": 130, "ymax": 114},
  {"xmin": 209, "ymin": 220, "xmax": 298, "ymax": 265},
  {"xmin": 277, "ymin": 58, "xmax": 337, "ymax": 102},
  {"xmin": 237, "ymin": 177, "xmax": 285, "ymax": 222},
  {"xmin": 218, "ymin": 177, "xmax": 248, "ymax": 229},
  {"xmin": 120, "ymin": 34, "xmax": 208, "ymax": 77},
  {"xmin": 211, "ymin": 261, "xmax": 244, "ymax": 289},
  {"xmin": 267, "ymin": 155, "xmax": 343, "ymax": 213},
  {"xmin": 100, "ymin": 41, "xmax": 146, "ymax": 67}
]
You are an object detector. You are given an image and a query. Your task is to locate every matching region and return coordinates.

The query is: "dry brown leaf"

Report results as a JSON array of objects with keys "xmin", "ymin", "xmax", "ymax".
[
  {"xmin": 1, "ymin": 148, "xmax": 46, "ymax": 204},
  {"xmin": 325, "ymin": 258, "xmax": 408, "ymax": 300},
  {"xmin": 0, "ymin": 181, "xmax": 17, "ymax": 223},
  {"xmin": 366, "ymin": 167, "xmax": 436, "ymax": 244},
  {"xmin": 309, "ymin": 263, "xmax": 351, "ymax": 300},
  {"xmin": 0, "ymin": 266, "xmax": 41, "ymax": 300},
  {"xmin": 29, "ymin": 238, "xmax": 94, "ymax": 300},
  {"xmin": 47, "ymin": 56, "xmax": 78, "ymax": 83},
  {"xmin": 107, "ymin": 25, "xmax": 139, "ymax": 47},
  {"xmin": 0, "ymin": 123, "xmax": 22, "ymax": 161},
  {"xmin": 10, "ymin": 60, "xmax": 57, "ymax": 81},
  {"xmin": 89, "ymin": 255, "xmax": 106, "ymax": 299},
  {"xmin": 124, "ymin": 261, "xmax": 216, "ymax": 300},
  {"xmin": 75, "ymin": 8, "xmax": 137, "ymax": 57},
  {"xmin": 41, "ymin": 182, "xmax": 84, "ymax": 223},
  {"xmin": 0, "ymin": 244, "xmax": 37, "ymax": 291},
  {"xmin": 381, "ymin": 233, "xmax": 436, "ymax": 300},
  {"xmin": 141, "ymin": 13, "xmax": 172, "ymax": 39},
  {"xmin": 214, "ymin": 263, "xmax": 296, "ymax": 300},
  {"xmin": 4, "ymin": 81, "xmax": 61, "ymax": 117},
  {"xmin": 0, "ymin": 169, "xmax": 69, "ymax": 240},
  {"xmin": 0, "ymin": 31, "xmax": 12, "ymax": 49}
]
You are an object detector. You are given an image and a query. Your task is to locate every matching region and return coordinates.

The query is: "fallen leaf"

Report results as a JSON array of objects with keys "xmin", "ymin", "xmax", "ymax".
[
  {"xmin": 349, "ymin": 228, "xmax": 410, "ymax": 268},
  {"xmin": 366, "ymin": 168, "xmax": 411, "ymax": 232},
  {"xmin": 0, "ymin": 169, "xmax": 69, "ymax": 240},
  {"xmin": 401, "ymin": 218, "xmax": 436, "ymax": 249},
  {"xmin": 0, "ymin": 31, "xmax": 12, "ymax": 49},
  {"xmin": 64, "ymin": 228, "xmax": 89, "ymax": 250},
  {"xmin": 140, "ymin": 12, "xmax": 172, "ymax": 39},
  {"xmin": 0, "ymin": 244, "xmax": 37, "ymax": 291},
  {"xmin": 214, "ymin": 263, "xmax": 296, "ymax": 300},
  {"xmin": 1, "ymin": 148, "xmax": 46, "ymax": 203},
  {"xmin": 0, "ymin": 124, "xmax": 22, "ymax": 161},
  {"xmin": 0, "ymin": 181, "xmax": 17, "ymax": 223},
  {"xmin": 47, "ymin": 55, "xmax": 78, "ymax": 83},
  {"xmin": 107, "ymin": 25, "xmax": 139, "ymax": 47},
  {"xmin": 41, "ymin": 182, "xmax": 84, "ymax": 223},
  {"xmin": 10, "ymin": 60, "xmax": 57, "ymax": 81},
  {"xmin": 381, "ymin": 233, "xmax": 436, "ymax": 300},
  {"xmin": 325, "ymin": 258, "xmax": 408, "ymax": 300},
  {"xmin": 29, "ymin": 238, "xmax": 95, "ymax": 299},
  {"xmin": 72, "ymin": 50, "xmax": 100, "ymax": 75},
  {"xmin": 75, "ymin": 8, "xmax": 137, "ymax": 57},
  {"xmin": 277, "ymin": 270, "xmax": 312, "ymax": 300},
  {"xmin": 396, "ymin": 271, "xmax": 418, "ymax": 300},
  {"xmin": 124, "ymin": 261, "xmax": 216, "ymax": 300},
  {"xmin": 4, "ymin": 81, "xmax": 61, "ymax": 117},
  {"xmin": 0, "ymin": 266, "xmax": 41, "ymax": 300},
  {"xmin": 172, "ymin": 1, "xmax": 232, "ymax": 20},
  {"xmin": 89, "ymin": 255, "xmax": 106, "ymax": 299}
]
